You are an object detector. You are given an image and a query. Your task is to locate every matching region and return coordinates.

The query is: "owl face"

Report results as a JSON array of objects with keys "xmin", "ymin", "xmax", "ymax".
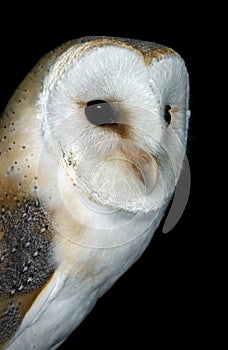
[{"xmin": 40, "ymin": 37, "xmax": 190, "ymax": 213}]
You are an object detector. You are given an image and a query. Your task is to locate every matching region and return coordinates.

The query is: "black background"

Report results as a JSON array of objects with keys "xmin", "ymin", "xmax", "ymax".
[{"xmin": 0, "ymin": 6, "xmax": 209, "ymax": 349}]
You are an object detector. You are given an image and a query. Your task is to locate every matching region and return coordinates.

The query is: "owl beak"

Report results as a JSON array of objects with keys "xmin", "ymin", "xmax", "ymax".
[
  {"xmin": 120, "ymin": 143, "xmax": 158, "ymax": 196},
  {"xmin": 135, "ymin": 156, "xmax": 158, "ymax": 195}
]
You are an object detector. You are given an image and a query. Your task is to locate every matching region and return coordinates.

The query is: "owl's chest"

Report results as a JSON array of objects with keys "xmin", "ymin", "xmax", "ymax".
[
  {"xmin": 0, "ymin": 122, "xmax": 162, "ymax": 349},
  {"xmin": 2, "ymin": 201, "xmax": 158, "ymax": 350}
]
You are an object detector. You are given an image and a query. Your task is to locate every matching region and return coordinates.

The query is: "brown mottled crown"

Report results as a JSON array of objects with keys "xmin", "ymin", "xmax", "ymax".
[{"xmin": 71, "ymin": 36, "xmax": 178, "ymax": 64}]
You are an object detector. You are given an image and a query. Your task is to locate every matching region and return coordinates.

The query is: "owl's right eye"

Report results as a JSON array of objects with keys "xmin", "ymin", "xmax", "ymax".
[
  {"xmin": 85, "ymin": 100, "xmax": 116, "ymax": 126},
  {"xmin": 164, "ymin": 105, "xmax": 172, "ymax": 125}
]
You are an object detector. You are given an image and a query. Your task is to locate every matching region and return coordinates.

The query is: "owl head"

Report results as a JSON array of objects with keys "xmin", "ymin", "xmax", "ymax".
[{"xmin": 36, "ymin": 36, "xmax": 190, "ymax": 214}]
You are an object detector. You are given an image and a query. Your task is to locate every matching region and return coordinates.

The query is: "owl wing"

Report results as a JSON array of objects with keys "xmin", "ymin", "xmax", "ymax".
[
  {"xmin": 1, "ymin": 269, "xmax": 68, "ymax": 350},
  {"xmin": 0, "ymin": 38, "xmax": 82, "ymax": 349}
]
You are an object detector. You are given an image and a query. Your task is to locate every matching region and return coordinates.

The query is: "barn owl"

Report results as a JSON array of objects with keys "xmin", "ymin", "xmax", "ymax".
[{"xmin": 0, "ymin": 36, "xmax": 190, "ymax": 350}]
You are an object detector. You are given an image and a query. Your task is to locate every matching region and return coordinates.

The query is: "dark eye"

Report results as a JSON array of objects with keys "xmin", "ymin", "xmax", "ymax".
[
  {"xmin": 85, "ymin": 100, "xmax": 116, "ymax": 126},
  {"xmin": 164, "ymin": 105, "xmax": 172, "ymax": 125}
]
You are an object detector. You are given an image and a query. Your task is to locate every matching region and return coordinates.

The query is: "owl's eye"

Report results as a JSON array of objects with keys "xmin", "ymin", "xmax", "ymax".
[
  {"xmin": 164, "ymin": 105, "xmax": 172, "ymax": 125},
  {"xmin": 85, "ymin": 100, "xmax": 116, "ymax": 126}
]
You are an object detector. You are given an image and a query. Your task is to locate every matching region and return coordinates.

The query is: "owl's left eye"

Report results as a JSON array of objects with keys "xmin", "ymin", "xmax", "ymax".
[{"xmin": 85, "ymin": 100, "xmax": 116, "ymax": 126}]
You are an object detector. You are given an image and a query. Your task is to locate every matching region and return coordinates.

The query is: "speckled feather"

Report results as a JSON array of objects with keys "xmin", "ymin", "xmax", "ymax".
[{"xmin": 0, "ymin": 39, "xmax": 74, "ymax": 346}]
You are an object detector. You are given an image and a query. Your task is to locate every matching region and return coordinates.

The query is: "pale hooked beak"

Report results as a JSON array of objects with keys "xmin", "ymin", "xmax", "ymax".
[{"xmin": 120, "ymin": 142, "xmax": 158, "ymax": 195}]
